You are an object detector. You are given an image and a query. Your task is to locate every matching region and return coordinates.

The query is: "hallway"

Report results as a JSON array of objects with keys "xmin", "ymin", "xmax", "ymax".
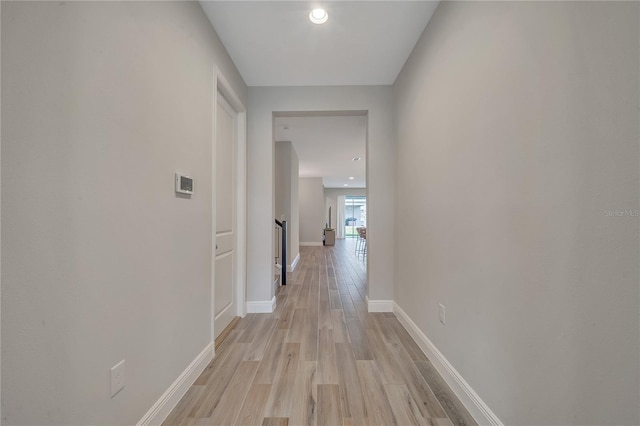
[{"xmin": 163, "ymin": 240, "xmax": 475, "ymax": 426}]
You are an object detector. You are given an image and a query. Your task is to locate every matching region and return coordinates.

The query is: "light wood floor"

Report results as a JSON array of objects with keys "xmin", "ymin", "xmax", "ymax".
[{"xmin": 163, "ymin": 239, "xmax": 476, "ymax": 426}]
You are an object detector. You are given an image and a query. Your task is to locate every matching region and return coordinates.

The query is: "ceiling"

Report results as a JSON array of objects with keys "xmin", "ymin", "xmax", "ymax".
[
  {"xmin": 200, "ymin": 1, "xmax": 439, "ymax": 86},
  {"xmin": 275, "ymin": 115, "xmax": 366, "ymax": 188},
  {"xmin": 201, "ymin": 1, "xmax": 439, "ymax": 189}
]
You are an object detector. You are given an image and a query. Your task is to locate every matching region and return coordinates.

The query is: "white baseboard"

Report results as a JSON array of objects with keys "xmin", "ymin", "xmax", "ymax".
[
  {"xmin": 393, "ymin": 302, "xmax": 503, "ymax": 426},
  {"xmin": 299, "ymin": 242, "xmax": 323, "ymax": 247},
  {"xmin": 288, "ymin": 253, "xmax": 300, "ymax": 272},
  {"xmin": 137, "ymin": 342, "xmax": 214, "ymax": 426},
  {"xmin": 366, "ymin": 297, "xmax": 394, "ymax": 312},
  {"xmin": 246, "ymin": 296, "xmax": 276, "ymax": 313}
]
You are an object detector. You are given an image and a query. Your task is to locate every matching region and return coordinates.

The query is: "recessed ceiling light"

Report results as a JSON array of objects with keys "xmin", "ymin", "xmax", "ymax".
[
  {"xmin": 352, "ymin": 157, "xmax": 361, "ymax": 162},
  {"xmin": 349, "ymin": 176, "xmax": 355, "ymax": 180},
  {"xmin": 309, "ymin": 8, "xmax": 328, "ymax": 25}
]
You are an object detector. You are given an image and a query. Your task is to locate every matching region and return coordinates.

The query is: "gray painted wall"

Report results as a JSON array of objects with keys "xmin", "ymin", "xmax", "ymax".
[
  {"xmin": 393, "ymin": 2, "xmax": 639, "ymax": 424},
  {"xmin": 299, "ymin": 177, "xmax": 325, "ymax": 244},
  {"xmin": 275, "ymin": 141, "xmax": 300, "ymax": 266},
  {"xmin": 1, "ymin": 2, "xmax": 246, "ymax": 424}
]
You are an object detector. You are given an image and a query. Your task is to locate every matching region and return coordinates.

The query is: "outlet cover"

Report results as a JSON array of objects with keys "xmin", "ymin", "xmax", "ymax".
[{"xmin": 110, "ymin": 360, "xmax": 126, "ymax": 398}]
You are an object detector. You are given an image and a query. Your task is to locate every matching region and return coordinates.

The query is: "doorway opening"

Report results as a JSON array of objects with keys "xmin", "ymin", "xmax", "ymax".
[{"xmin": 272, "ymin": 110, "xmax": 368, "ymax": 290}]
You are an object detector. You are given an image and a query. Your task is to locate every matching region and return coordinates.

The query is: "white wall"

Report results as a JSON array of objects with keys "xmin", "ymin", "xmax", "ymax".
[
  {"xmin": 275, "ymin": 143, "xmax": 291, "ymax": 222},
  {"xmin": 324, "ymin": 188, "xmax": 367, "ymax": 233},
  {"xmin": 247, "ymin": 86, "xmax": 395, "ymax": 304},
  {"xmin": 299, "ymin": 177, "xmax": 325, "ymax": 244},
  {"xmin": 393, "ymin": 2, "xmax": 639, "ymax": 425},
  {"xmin": 274, "ymin": 141, "xmax": 299, "ymax": 267},
  {"xmin": 290, "ymin": 149, "xmax": 300, "ymax": 266},
  {"xmin": 1, "ymin": 2, "xmax": 247, "ymax": 425}
]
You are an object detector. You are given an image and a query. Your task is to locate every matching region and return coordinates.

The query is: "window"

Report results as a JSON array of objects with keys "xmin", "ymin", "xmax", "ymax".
[{"xmin": 344, "ymin": 196, "xmax": 366, "ymax": 237}]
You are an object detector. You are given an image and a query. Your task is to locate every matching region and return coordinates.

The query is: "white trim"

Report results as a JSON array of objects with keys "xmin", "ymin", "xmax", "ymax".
[
  {"xmin": 137, "ymin": 343, "xmax": 214, "ymax": 426},
  {"xmin": 0, "ymin": 5, "xmax": 3, "ymax": 419},
  {"xmin": 246, "ymin": 296, "xmax": 277, "ymax": 313},
  {"xmin": 300, "ymin": 242, "xmax": 323, "ymax": 247},
  {"xmin": 393, "ymin": 302, "xmax": 503, "ymax": 426},
  {"xmin": 211, "ymin": 70, "xmax": 218, "ymax": 342},
  {"xmin": 216, "ymin": 70, "xmax": 244, "ymax": 113},
  {"xmin": 288, "ymin": 252, "xmax": 300, "ymax": 272},
  {"xmin": 235, "ymin": 109, "xmax": 247, "ymax": 318},
  {"xmin": 366, "ymin": 297, "xmax": 393, "ymax": 312}
]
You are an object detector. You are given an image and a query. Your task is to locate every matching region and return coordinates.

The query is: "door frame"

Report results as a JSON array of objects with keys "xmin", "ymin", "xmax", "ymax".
[{"xmin": 212, "ymin": 67, "xmax": 247, "ymax": 346}]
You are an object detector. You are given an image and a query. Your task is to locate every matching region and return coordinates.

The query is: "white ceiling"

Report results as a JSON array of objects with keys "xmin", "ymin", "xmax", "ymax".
[
  {"xmin": 200, "ymin": 1, "xmax": 439, "ymax": 86},
  {"xmin": 201, "ymin": 1, "xmax": 439, "ymax": 189},
  {"xmin": 275, "ymin": 115, "xmax": 366, "ymax": 188}
]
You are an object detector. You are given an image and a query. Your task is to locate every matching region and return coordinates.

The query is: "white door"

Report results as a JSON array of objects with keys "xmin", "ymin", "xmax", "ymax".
[{"xmin": 214, "ymin": 94, "xmax": 237, "ymax": 339}]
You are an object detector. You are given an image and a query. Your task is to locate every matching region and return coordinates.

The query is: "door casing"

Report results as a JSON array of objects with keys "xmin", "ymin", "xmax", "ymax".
[{"xmin": 212, "ymin": 67, "xmax": 247, "ymax": 348}]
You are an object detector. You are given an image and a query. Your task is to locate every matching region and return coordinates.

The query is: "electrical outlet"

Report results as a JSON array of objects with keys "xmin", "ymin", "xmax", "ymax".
[
  {"xmin": 439, "ymin": 304, "xmax": 446, "ymax": 325},
  {"xmin": 110, "ymin": 360, "xmax": 126, "ymax": 398}
]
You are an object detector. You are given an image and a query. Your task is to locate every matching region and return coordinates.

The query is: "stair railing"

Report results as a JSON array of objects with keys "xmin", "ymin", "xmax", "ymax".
[{"xmin": 274, "ymin": 219, "xmax": 287, "ymax": 285}]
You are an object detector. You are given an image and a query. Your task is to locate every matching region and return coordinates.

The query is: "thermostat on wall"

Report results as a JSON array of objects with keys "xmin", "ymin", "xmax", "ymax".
[{"xmin": 175, "ymin": 173, "xmax": 193, "ymax": 195}]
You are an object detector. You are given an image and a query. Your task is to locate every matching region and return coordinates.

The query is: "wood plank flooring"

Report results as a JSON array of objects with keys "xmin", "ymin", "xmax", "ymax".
[{"xmin": 164, "ymin": 239, "xmax": 476, "ymax": 426}]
